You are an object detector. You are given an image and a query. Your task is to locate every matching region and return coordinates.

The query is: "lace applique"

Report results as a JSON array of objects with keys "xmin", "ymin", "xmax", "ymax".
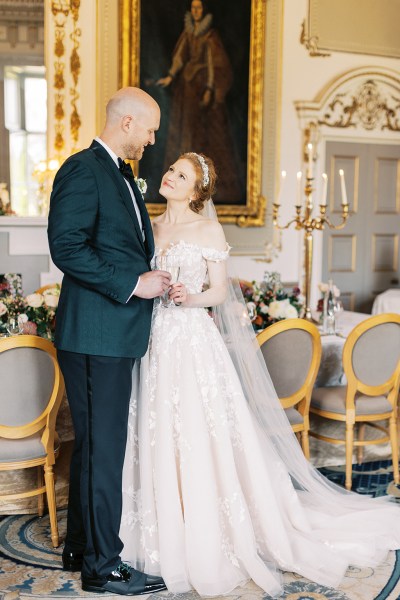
[{"xmin": 202, "ymin": 243, "xmax": 231, "ymax": 263}]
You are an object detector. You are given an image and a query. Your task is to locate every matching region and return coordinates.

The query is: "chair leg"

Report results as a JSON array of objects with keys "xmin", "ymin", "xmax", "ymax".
[
  {"xmin": 44, "ymin": 464, "xmax": 59, "ymax": 548},
  {"xmin": 357, "ymin": 423, "xmax": 365, "ymax": 465},
  {"xmin": 389, "ymin": 415, "xmax": 399, "ymax": 485},
  {"xmin": 37, "ymin": 467, "xmax": 45, "ymax": 517},
  {"xmin": 301, "ymin": 430, "xmax": 310, "ymax": 460},
  {"xmin": 345, "ymin": 422, "xmax": 354, "ymax": 491}
]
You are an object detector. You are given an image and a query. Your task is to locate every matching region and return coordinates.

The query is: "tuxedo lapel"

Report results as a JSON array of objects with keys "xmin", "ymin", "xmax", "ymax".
[
  {"xmin": 129, "ymin": 178, "xmax": 155, "ymax": 259},
  {"xmin": 89, "ymin": 141, "xmax": 146, "ymax": 250}
]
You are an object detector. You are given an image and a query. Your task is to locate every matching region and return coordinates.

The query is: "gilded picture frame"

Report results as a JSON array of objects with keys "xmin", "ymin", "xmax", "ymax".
[{"xmin": 120, "ymin": 0, "xmax": 266, "ymax": 226}]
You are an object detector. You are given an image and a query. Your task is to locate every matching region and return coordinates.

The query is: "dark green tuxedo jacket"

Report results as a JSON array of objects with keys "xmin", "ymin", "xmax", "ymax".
[{"xmin": 48, "ymin": 141, "xmax": 155, "ymax": 358}]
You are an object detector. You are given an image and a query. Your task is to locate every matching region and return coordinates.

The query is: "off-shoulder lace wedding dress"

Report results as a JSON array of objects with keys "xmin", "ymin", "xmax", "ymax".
[{"xmin": 120, "ymin": 241, "xmax": 400, "ymax": 598}]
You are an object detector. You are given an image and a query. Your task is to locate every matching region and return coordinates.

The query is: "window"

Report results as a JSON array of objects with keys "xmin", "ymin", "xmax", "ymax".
[{"xmin": 4, "ymin": 66, "xmax": 47, "ymax": 216}]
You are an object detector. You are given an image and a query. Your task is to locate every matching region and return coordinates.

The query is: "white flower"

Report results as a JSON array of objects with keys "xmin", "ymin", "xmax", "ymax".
[
  {"xmin": 297, "ymin": 293, "xmax": 305, "ymax": 305},
  {"xmin": 135, "ymin": 178, "xmax": 147, "ymax": 195},
  {"xmin": 318, "ymin": 282, "xmax": 329, "ymax": 293},
  {"xmin": 319, "ymin": 282, "xmax": 341, "ymax": 297},
  {"xmin": 43, "ymin": 294, "xmax": 59, "ymax": 308},
  {"xmin": 18, "ymin": 313, "xmax": 28, "ymax": 324},
  {"xmin": 268, "ymin": 299, "xmax": 286, "ymax": 319},
  {"xmin": 26, "ymin": 293, "xmax": 44, "ymax": 308},
  {"xmin": 0, "ymin": 301, "xmax": 7, "ymax": 316},
  {"xmin": 260, "ymin": 304, "xmax": 269, "ymax": 315},
  {"xmin": 284, "ymin": 304, "xmax": 298, "ymax": 319}
]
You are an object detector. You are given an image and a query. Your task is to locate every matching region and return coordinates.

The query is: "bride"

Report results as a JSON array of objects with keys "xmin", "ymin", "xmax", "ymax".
[{"xmin": 120, "ymin": 152, "xmax": 400, "ymax": 597}]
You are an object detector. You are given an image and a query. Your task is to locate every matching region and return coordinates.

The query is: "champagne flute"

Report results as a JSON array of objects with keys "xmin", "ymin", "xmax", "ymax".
[
  {"xmin": 334, "ymin": 298, "xmax": 344, "ymax": 332},
  {"xmin": 6, "ymin": 316, "xmax": 23, "ymax": 336},
  {"xmin": 154, "ymin": 255, "xmax": 180, "ymax": 307}
]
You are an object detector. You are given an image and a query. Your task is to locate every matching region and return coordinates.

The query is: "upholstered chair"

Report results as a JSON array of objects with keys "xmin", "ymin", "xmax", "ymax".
[
  {"xmin": 0, "ymin": 335, "xmax": 65, "ymax": 547},
  {"xmin": 257, "ymin": 319, "xmax": 322, "ymax": 459},
  {"xmin": 310, "ymin": 313, "xmax": 400, "ymax": 491}
]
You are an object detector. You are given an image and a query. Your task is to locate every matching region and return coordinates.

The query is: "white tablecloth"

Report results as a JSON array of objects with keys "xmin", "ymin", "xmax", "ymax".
[
  {"xmin": 372, "ymin": 289, "xmax": 400, "ymax": 315},
  {"xmin": 315, "ymin": 311, "xmax": 369, "ymax": 387}
]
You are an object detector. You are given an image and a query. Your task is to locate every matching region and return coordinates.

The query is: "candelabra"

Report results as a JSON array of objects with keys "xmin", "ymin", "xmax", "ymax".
[{"xmin": 273, "ymin": 149, "xmax": 350, "ymax": 320}]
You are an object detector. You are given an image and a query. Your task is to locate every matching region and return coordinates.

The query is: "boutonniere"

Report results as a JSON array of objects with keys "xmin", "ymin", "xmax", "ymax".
[{"xmin": 135, "ymin": 177, "xmax": 147, "ymax": 195}]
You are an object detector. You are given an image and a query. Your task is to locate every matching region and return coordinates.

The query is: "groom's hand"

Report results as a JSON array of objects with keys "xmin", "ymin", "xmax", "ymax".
[{"xmin": 134, "ymin": 270, "xmax": 171, "ymax": 299}]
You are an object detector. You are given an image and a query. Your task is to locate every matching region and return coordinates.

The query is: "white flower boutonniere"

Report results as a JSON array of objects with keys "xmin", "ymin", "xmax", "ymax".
[{"xmin": 135, "ymin": 178, "xmax": 147, "ymax": 196}]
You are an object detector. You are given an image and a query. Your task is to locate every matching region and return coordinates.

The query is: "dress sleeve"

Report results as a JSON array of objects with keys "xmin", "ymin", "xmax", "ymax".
[{"xmin": 202, "ymin": 243, "xmax": 231, "ymax": 263}]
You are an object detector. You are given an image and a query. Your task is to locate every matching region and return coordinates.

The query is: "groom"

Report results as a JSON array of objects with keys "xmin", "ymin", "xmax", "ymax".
[{"xmin": 48, "ymin": 87, "xmax": 170, "ymax": 595}]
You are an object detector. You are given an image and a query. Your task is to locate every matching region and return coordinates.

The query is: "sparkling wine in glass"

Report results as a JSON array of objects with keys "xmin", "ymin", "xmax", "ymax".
[{"xmin": 155, "ymin": 255, "xmax": 180, "ymax": 307}]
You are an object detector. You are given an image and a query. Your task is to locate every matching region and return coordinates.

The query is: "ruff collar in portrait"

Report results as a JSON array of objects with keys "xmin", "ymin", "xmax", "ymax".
[{"xmin": 184, "ymin": 12, "xmax": 213, "ymax": 37}]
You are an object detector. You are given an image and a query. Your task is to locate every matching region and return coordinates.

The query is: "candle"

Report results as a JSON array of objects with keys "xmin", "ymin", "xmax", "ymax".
[
  {"xmin": 275, "ymin": 170, "xmax": 286, "ymax": 205},
  {"xmin": 339, "ymin": 169, "xmax": 348, "ymax": 205},
  {"xmin": 321, "ymin": 173, "xmax": 328, "ymax": 206},
  {"xmin": 296, "ymin": 171, "xmax": 302, "ymax": 206},
  {"xmin": 307, "ymin": 143, "xmax": 313, "ymax": 178}
]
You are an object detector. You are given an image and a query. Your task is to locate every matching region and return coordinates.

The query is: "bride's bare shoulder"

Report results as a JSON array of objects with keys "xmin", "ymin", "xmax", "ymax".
[{"xmin": 195, "ymin": 218, "xmax": 226, "ymax": 250}]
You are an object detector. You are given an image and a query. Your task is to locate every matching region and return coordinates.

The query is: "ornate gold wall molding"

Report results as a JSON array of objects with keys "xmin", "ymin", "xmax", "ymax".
[
  {"xmin": 50, "ymin": 0, "xmax": 82, "ymax": 156},
  {"xmin": 302, "ymin": 0, "xmax": 400, "ymax": 59},
  {"xmin": 69, "ymin": 0, "xmax": 81, "ymax": 149},
  {"xmin": 295, "ymin": 67, "xmax": 400, "ymax": 138},
  {"xmin": 51, "ymin": 1, "xmax": 69, "ymax": 156},
  {"xmin": 318, "ymin": 80, "xmax": 400, "ymax": 132}
]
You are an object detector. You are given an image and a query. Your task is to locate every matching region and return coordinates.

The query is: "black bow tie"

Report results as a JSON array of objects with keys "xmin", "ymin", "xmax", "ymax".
[{"xmin": 118, "ymin": 157, "xmax": 134, "ymax": 180}]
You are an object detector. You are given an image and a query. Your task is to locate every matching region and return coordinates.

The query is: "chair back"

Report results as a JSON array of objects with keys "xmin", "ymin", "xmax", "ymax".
[
  {"xmin": 0, "ymin": 335, "xmax": 64, "ymax": 442},
  {"xmin": 257, "ymin": 319, "xmax": 322, "ymax": 408},
  {"xmin": 343, "ymin": 313, "xmax": 400, "ymax": 398}
]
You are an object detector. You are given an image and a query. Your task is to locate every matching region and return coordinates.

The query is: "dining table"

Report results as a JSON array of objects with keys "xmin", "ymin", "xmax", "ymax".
[{"xmin": 315, "ymin": 310, "xmax": 370, "ymax": 388}]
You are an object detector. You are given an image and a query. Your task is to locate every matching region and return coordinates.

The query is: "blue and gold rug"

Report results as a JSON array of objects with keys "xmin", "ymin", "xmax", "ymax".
[{"xmin": 1, "ymin": 460, "xmax": 400, "ymax": 599}]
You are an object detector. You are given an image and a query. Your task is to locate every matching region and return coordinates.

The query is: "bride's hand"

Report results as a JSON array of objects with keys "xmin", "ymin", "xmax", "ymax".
[{"xmin": 169, "ymin": 282, "xmax": 187, "ymax": 305}]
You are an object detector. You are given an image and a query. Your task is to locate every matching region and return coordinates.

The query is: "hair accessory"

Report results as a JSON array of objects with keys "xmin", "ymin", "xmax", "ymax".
[{"xmin": 188, "ymin": 152, "xmax": 210, "ymax": 187}]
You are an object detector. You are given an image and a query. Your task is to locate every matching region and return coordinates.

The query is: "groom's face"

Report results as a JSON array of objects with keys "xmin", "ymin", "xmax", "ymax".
[{"xmin": 123, "ymin": 106, "xmax": 160, "ymax": 161}]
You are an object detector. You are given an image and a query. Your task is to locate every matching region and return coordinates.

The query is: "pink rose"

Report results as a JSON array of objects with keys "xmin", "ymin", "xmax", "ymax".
[{"xmin": 22, "ymin": 321, "xmax": 38, "ymax": 335}]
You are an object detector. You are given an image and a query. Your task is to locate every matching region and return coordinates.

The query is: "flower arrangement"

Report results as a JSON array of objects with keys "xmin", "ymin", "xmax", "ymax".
[
  {"xmin": 0, "ymin": 285, "xmax": 60, "ymax": 340},
  {"xmin": 240, "ymin": 272, "xmax": 304, "ymax": 331}
]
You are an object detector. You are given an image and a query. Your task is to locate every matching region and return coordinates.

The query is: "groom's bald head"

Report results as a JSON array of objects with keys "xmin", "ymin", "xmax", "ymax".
[{"xmin": 100, "ymin": 87, "xmax": 160, "ymax": 160}]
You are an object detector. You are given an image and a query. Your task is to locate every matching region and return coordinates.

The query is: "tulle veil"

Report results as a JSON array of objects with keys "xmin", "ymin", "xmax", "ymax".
[{"xmin": 202, "ymin": 197, "xmax": 395, "ymax": 512}]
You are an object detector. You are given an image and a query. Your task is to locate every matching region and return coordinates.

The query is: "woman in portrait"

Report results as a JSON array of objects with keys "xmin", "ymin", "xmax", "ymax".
[{"xmin": 157, "ymin": 0, "xmax": 243, "ymax": 204}]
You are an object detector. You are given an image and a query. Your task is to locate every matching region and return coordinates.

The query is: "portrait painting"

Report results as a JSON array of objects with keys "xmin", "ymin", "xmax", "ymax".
[{"xmin": 120, "ymin": 0, "xmax": 266, "ymax": 226}]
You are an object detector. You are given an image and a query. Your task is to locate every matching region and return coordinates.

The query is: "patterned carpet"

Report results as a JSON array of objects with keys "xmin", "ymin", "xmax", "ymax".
[{"xmin": 0, "ymin": 460, "xmax": 400, "ymax": 599}]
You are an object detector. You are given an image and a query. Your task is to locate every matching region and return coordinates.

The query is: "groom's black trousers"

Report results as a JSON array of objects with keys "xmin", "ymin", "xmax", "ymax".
[{"xmin": 57, "ymin": 350, "xmax": 135, "ymax": 579}]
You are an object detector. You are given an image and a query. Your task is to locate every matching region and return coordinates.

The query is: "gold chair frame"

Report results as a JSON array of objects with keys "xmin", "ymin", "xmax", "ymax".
[
  {"xmin": 310, "ymin": 313, "xmax": 400, "ymax": 491},
  {"xmin": 0, "ymin": 335, "xmax": 65, "ymax": 547},
  {"xmin": 257, "ymin": 319, "xmax": 322, "ymax": 459}
]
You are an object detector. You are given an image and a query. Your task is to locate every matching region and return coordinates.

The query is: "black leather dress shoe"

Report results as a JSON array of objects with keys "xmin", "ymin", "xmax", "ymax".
[
  {"xmin": 81, "ymin": 562, "xmax": 167, "ymax": 595},
  {"xmin": 62, "ymin": 549, "xmax": 83, "ymax": 572}
]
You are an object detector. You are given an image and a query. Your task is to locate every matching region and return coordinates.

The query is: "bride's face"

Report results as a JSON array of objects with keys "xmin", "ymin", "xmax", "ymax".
[{"xmin": 159, "ymin": 159, "xmax": 197, "ymax": 203}]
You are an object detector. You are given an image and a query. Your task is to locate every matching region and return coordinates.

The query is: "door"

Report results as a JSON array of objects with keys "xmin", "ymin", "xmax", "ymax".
[{"xmin": 322, "ymin": 142, "xmax": 400, "ymax": 313}]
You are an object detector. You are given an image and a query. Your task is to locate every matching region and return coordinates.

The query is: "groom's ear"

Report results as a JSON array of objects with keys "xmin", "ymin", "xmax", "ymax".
[{"xmin": 121, "ymin": 114, "xmax": 134, "ymax": 132}]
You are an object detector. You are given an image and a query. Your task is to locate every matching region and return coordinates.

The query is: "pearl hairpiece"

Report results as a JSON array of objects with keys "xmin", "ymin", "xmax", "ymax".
[{"xmin": 188, "ymin": 152, "xmax": 210, "ymax": 187}]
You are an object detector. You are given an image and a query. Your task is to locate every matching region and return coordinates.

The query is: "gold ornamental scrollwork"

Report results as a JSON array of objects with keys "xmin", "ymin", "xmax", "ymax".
[
  {"xmin": 300, "ymin": 19, "xmax": 330, "ymax": 58},
  {"xmin": 120, "ymin": 0, "xmax": 267, "ymax": 227},
  {"xmin": 318, "ymin": 80, "xmax": 400, "ymax": 132},
  {"xmin": 51, "ymin": 1, "xmax": 70, "ymax": 156},
  {"xmin": 69, "ymin": 0, "xmax": 82, "ymax": 149}
]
